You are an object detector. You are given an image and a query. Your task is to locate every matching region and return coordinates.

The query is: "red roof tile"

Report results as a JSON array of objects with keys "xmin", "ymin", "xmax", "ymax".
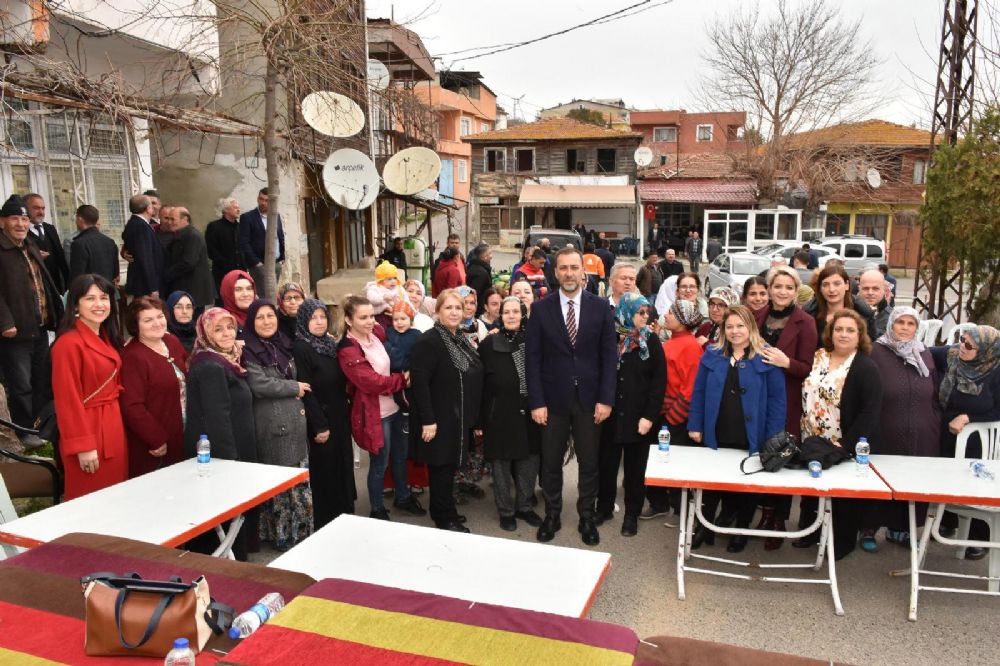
[
  {"xmin": 638, "ymin": 152, "xmax": 747, "ymax": 179},
  {"xmin": 464, "ymin": 117, "xmax": 642, "ymax": 142},
  {"xmin": 638, "ymin": 179, "xmax": 758, "ymax": 205},
  {"xmin": 784, "ymin": 119, "xmax": 935, "ymax": 148}
]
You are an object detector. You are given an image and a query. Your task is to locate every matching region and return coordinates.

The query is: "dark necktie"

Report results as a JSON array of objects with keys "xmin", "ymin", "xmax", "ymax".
[
  {"xmin": 33, "ymin": 224, "xmax": 43, "ymax": 238},
  {"xmin": 566, "ymin": 299, "xmax": 577, "ymax": 347}
]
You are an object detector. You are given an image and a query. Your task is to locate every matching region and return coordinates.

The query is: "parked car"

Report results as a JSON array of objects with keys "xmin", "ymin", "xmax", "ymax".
[
  {"xmin": 754, "ymin": 242, "xmax": 845, "ymax": 266},
  {"xmin": 517, "ymin": 227, "xmax": 584, "ymax": 252},
  {"xmin": 817, "ymin": 235, "xmax": 886, "ymax": 275},
  {"xmin": 704, "ymin": 252, "xmax": 774, "ymax": 295}
]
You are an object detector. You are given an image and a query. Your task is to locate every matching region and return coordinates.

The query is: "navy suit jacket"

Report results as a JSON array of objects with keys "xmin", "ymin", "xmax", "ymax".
[
  {"xmin": 122, "ymin": 214, "xmax": 163, "ymax": 296},
  {"xmin": 526, "ymin": 289, "xmax": 617, "ymax": 415},
  {"xmin": 239, "ymin": 208, "xmax": 285, "ymax": 266}
]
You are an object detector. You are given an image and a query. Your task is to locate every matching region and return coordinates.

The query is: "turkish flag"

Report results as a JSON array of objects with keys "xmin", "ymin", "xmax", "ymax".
[{"xmin": 644, "ymin": 203, "xmax": 656, "ymax": 220}]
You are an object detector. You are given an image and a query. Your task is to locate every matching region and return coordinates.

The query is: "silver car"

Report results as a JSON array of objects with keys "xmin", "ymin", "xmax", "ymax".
[{"xmin": 704, "ymin": 252, "xmax": 774, "ymax": 295}]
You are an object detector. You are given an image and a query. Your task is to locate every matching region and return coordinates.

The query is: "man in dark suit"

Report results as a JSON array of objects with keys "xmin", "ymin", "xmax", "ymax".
[
  {"xmin": 205, "ymin": 197, "xmax": 244, "ymax": 296},
  {"xmin": 69, "ymin": 205, "xmax": 119, "ymax": 284},
  {"xmin": 164, "ymin": 207, "xmax": 215, "ymax": 309},
  {"xmin": 239, "ymin": 187, "xmax": 284, "ymax": 289},
  {"xmin": 526, "ymin": 247, "xmax": 617, "ymax": 546},
  {"xmin": 24, "ymin": 194, "xmax": 69, "ymax": 294},
  {"xmin": 121, "ymin": 193, "xmax": 164, "ymax": 298}
]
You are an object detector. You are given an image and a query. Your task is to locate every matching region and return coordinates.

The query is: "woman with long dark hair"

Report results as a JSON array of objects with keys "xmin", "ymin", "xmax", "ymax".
[
  {"xmin": 802, "ymin": 264, "xmax": 876, "ymax": 344},
  {"xmin": 51, "ymin": 274, "xmax": 127, "ymax": 499},
  {"xmin": 742, "ymin": 276, "xmax": 769, "ymax": 313}
]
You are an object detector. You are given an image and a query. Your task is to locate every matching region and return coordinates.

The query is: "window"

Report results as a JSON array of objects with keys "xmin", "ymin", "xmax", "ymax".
[
  {"xmin": 87, "ymin": 128, "xmax": 126, "ymax": 156},
  {"xmin": 5, "ymin": 99, "xmax": 34, "ymax": 151},
  {"xmin": 653, "ymin": 126, "xmax": 677, "ymax": 142},
  {"xmin": 566, "ymin": 148, "xmax": 585, "ymax": 173},
  {"xmin": 515, "ymin": 148, "xmax": 534, "ymax": 172},
  {"xmin": 596, "ymin": 148, "xmax": 616, "ymax": 173},
  {"xmin": 460, "ymin": 117, "xmax": 472, "ymax": 136},
  {"xmin": 913, "ymin": 159, "xmax": 927, "ymax": 184},
  {"xmin": 480, "ymin": 122, "xmax": 491, "ymax": 132},
  {"xmin": 696, "ymin": 124, "xmax": 713, "ymax": 142},
  {"xmin": 855, "ymin": 214, "xmax": 888, "ymax": 240},
  {"xmin": 9, "ymin": 164, "xmax": 31, "ymax": 192},
  {"xmin": 826, "ymin": 213, "xmax": 850, "ymax": 236},
  {"xmin": 844, "ymin": 243, "xmax": 864, "ymax": 258},
  {"xmin": 90, "ymin": 168, "xmax": 128, "ymax": 237},
  {"xmin": 457, "ymin": 159, "xmax": 467, "ymax": 183},
  {"xmin": 727, "ymin": 125, "xmax": 745, "ymax": 140},
  {"xmin": 485, "ymin": 148, "xmax": 505, "ymax": 172}
]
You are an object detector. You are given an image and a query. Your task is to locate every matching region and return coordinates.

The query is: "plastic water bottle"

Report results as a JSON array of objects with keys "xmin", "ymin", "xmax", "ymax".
[
  {"xmin": 657, "ymin": 426, "xmax": 671, "ymax": 462},
  {"xmin": 164, "ymin": 638, "xmax": 195, "ymax": 665},
  {"xmin": 228, "ymin": 593, "xmax": 285, "ymax": 640},
  {"xmin": 196, "ymin": 435, "xmax": 211, "ymax": 477},
  {"xmin": 970, "ymin": 460, "xmax": 996, "ymax": 481},
  {"xmin": 855, "ymin": 437, "xmax": 870, "ymax": 476},
  {"xmin": 808, "ymin": 460, "xmax": 822, "ymax": 478}
]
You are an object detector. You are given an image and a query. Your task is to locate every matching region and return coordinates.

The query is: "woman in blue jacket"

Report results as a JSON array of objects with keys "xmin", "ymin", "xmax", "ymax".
[{"xmin": 688, "ymin": 304, "xmax": 786, "ymax": 553}]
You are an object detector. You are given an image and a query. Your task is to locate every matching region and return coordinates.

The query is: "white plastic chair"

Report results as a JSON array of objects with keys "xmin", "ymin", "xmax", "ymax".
[
  {"xmin": 950, "ymin": 422, "xmax": 1000, "ymax": 591},
  {"xmin": 945, "ymin": 322, "xmax": 978, "ymax": 346},
  {"xmin": 918, "ymin": 319, "xmax": 943, "ymax": 346},
  {"xmin": 0, "ymin": 475, "xmax": 23, "ymax": 560}
]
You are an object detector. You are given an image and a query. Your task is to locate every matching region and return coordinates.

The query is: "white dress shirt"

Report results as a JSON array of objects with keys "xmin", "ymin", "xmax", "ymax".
[{"xmin": 559, "ymin": 289, "xmax": 583, "ymax": 327}]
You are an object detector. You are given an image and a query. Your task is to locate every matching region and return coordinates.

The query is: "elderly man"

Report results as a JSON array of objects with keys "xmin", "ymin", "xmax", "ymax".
[
  {"xmin": 24, "ymin": 193, "xmax": 69, "ymax": 294},
  {"xmin": 858, "ymin": 266, "xmax": 893, "ymax": 338},
  {"xmin": 0, "ymin": 195, "xmax": 63, "ymax": 448},
  {"xmin": 636, "ymin": 251, "xmax": 663, "ymax": 298},
  {"xmin": 164, "ymin": 207, "xmax": 215, "ymax": 309},
  {"xmin": 607, "ymin": 263, "xmax": 637, "ymax": 308},
  {"xmin": 205, "ymin": 197, "xmax": 244, "ymax": 294},
  {"xmin": 657, "ymin": 248, "xmax": 685, "ymax": 280},
  {"xmin": 122, "ymin": 193, "xmax": 164, "ymax": 298}
]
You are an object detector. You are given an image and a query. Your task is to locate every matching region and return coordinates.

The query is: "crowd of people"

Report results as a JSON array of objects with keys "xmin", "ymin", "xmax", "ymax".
[{"xmin": 1, "ymin": 191, "xmax": 997, "ymax": 563}]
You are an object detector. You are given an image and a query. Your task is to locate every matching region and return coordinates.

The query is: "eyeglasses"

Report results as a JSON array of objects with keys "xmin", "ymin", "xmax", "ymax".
[
  {"xmin": 636, "ymin": 308, "xmax": 650, "ymax": 317},
  {"xmin": 283, "ymin": 294, "xmax": 304, "ymax": 303},
  {"xmin": 708, "ymin": 302, "xmax": 726, "ymax": 310},
  {"xmin": 962, "ymin": 338, "xmax": 976, "ymax": 352}
]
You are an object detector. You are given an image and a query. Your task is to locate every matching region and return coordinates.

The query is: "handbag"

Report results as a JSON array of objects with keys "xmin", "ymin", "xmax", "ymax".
[
  {"xmin": 740, "ymin": 432, "xmax": 800, "ymax": 474},
  {"xmin": 80, "ymin": 572, "xmax": 233, "ymax": 657},
  {"xmin": 793, "ymin": 436, "xmax": 851, "ymax": 469}
]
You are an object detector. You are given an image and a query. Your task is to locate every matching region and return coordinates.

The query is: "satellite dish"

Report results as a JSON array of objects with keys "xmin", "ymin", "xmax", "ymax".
[
  {"xmin": 367, "ymin": 59, "xmax": 390, "ymax": 91},
  {"xmin": 382, "ymin": 147, "xmax": 442, "ymax": 195},
  {"xmin": 866, "ymin": 167, "xmax": 882, "ymax": 189},
  {"xmin": 301, "ymin": 91, "xmax": 365, "ymax": 138},
  {"xmin": 634, "ymin": 146, "xmax": 653, "ymax": 167},
  {"xmin": 322, "ymin": 148, "xmax": 380, "ymax": 210}
]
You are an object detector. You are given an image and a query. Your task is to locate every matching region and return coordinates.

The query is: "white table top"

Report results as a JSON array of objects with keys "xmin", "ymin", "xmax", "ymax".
[
  {"xmin": 645, "ymin": 445, "xmax": 892, "ymax": 499},
  {"xmin": 269, "ymin": 514, "xmax": 612, "ymax": 618},
  {"xmin": 870, "ymin": 454, "xmax": 1000, "ymax": 506},
  {"xmin": 0, "ymin": 459, "xmax": 308, "ymax": 549}
]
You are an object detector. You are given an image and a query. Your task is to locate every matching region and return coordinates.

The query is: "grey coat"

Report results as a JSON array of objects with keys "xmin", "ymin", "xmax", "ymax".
[{"xmin": 245, "ymin": 360, "xmax": 308, "ymax": 467}]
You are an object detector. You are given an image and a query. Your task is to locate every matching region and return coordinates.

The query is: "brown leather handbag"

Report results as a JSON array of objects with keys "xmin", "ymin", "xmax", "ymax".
[{"xmin": 81, "ymin": 572, "xmax": 232, "ymax": 657}]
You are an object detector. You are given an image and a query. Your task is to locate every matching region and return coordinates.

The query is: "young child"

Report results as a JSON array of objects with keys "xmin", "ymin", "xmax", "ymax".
[
  {"xmin": 385, "ymin": 299, "xmax": 421, "ymax": 412},
  {"xmin": 365, "ymin": 260, "xmax": 405, "ymax": 329}
]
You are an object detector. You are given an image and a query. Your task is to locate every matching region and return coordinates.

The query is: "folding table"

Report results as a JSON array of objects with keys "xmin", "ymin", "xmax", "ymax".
[
  {"xmin": 0, "ymin": 459, "xmax": 308, "ymax": 558},
  {"xmin": 645, "ymin": 445, "xmax": 892, "ymax": 615},
  {"xmin": 269, "ymin": 514, "xmax": 612, "ymax": 618},
  {"xmin": 869, "ymin": 454, "xmax": 1000, "ymax": 620}
]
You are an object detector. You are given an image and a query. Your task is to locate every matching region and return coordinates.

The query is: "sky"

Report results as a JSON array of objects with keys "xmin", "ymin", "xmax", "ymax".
[{"xmin": 365, "ymin": 0, "xmax": 951, "ymax": 129}]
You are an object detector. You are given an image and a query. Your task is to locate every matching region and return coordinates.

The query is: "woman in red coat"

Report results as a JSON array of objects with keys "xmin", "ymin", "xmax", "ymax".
[
  {"xmin": 120, "ymin": 296, "xmax": 189, "ymax": 478},
  {"xmin": 51, "ymin": 274, "xmax": 127, "ymax": 499}
]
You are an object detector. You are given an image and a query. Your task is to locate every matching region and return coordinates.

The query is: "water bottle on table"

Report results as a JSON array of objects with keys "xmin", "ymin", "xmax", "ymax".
[
  {"xmin": 854, "ymin": 437, "xmax": 870, "ymax": 476},
  {"xmin": 164, "ymin": 638, "xmax": 195, "ymax": 665},
  {"xmin": 196, "ymin": 434, "xmax": 211, "ymax": 477},
  {"xmin": 657, "ymin": 426, "xmax": 671, "ymax": 462},
  {"xmin": 970, "ymin": 460, "xmax": 996, "ymax": 481},
  {"xmin": 228, "ymin": 592, "xmax": 285, "ymax": 639}
]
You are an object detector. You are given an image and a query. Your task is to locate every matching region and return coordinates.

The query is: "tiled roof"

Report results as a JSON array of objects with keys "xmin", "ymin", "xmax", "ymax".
[
  {"xmin": 638, "ymin": 179, "xmax": 758, "ymax": 205},
  {"xmin": 784, "ymin": 120, "xmax": 935, "ymax": 148},
  {"xmin": 827, "ymin": 182, "xmax": 926, "ymax": 205},
  {"xmin": 464, "ymin": 117, "xmax": 642, "ymax": 142},
  {"xmin": 638, "ymin": 152, "xmax": 747, "ymax": 179}
]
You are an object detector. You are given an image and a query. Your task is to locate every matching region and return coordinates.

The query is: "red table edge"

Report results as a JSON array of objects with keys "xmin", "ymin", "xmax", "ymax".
[
  {"xmin": 0, "ymin": 469, "xmax": 310, "ymax": 551},
  {"xmin": 579, "ymin": 557, "xmax": 612, "ymax": 618},
  {"xmin": 643, "ymin": 476, "xmax": 892, "ymax": 499}
]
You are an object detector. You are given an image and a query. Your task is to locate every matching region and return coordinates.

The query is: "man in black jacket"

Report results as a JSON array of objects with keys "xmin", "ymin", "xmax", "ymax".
[
  {"xmin": 657, "ymin": 248, "xmax": 685, "ymax": 280},
  {"xmin": 465, "ymin": 243, "xmax": 493, "ymax": 314},
  {"xmin": 24, "ymin": 194, "xmax": 69, "ymax": 294},
  {"xmin": 122, "ymin": 194, "xmax": 163, "ymax": 297},
  {"xmin": 239, "ymin": 188, "xmax": 284, "ymax": 288},
  {"xmin": 205, "ymin": 197, "xmax": 244, "ymax": 295},
  {"xmin": 69, "ymin": 205, "xmax": 119, "ymax": 284},
  {"xmin": 380, "ymin": 237, "xmax": 407, "ymax": 272},
  {"xmin": 164, "ymin": 207, "xmax": 216, "ymax": 309}
]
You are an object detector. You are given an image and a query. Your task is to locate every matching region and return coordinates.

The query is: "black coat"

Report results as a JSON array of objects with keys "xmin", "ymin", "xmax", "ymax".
[
  {"xmin": 69, "ymin": 226, "xmax": 120, "ymax": 284},
  {"xmin": 183, "ymin": 357, "xmax": 256, "ymax": 462},
  {"xmin": 205, "ymin": 217, "xmax": 245, "ymax": 286},
  {"xmin": 836, "ymin": 352, "xmax": 882, "ymax": 454},
  {"xmin": 409, "ymin": 329, "xmax": 483, "ymax": 467},
  {"xmin": 478, "ymin": 331, "xmax": 540, "ymax": 461},
  {"xmin": 0, "ymin": 233, "xmax": 63, "ymax": 339},
  {"xmin": 465, "ymin": 257, "xmax": 492, "ymax": 314},
  {"xmin": 164, "ymin": 224, "xmax": 215, "ymax": 308},
  {"xmin": 608, "ymin": 332, "xmax": 667, "ymax": 444},
  {"xmin": 122, "ymin": 214, "xmax": 164, "ymax": 297},
  {"xmin": 931, "ymin": 346, "xmax": 1000, "ymax": 457},
  {"xmin": 27, "ymin": 223, "xmax": 69, "ymax": 293},
  {"xmin": 239, "ymin": 208, "xmax": 284, "ymax": 266}
]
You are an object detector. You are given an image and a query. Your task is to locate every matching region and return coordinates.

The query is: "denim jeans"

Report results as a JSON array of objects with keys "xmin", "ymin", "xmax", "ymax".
[{"xmin": 367, "ymin": 411, "xmax": 411, "ymax": 511}]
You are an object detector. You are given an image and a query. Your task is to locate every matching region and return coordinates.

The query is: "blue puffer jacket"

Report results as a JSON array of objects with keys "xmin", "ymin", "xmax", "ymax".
[{"xmin": 687, "ymin": 346, "xmax": 787, "ymax": 453}]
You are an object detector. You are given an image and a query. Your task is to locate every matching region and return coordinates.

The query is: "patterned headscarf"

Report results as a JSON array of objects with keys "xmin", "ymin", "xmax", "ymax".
[
  {"xmin": 278, "ymin": 282, "xmax": 306, "ymax": 316},
  {"xmin": 191, "ymin": 307, "xmax": 246, "ymax": 376},
  {"xmin": 708, "ymin": 286, "xmax": 741, "ymax": 309},
  {"xmin": 241, "ymin": 299, "xmax": 295, "ymax": 379},
  {"xmin": 296, "ymin": 298, "xmax": 337, "ymax": 358},
  {"xmin": 670, "ymin": 299, "xmax": 704, "ymax": 330},
  {"xmin": 875, "ymin": 307, "xmax": 928, "ymax": 378},
  {"xmin": 498, "ymin": 296, "xmax": 528, "ymax": 396},
  {"xmin": 456, "ymin": 285, "xmax": 477, "ymax": 330},
  {"xmin": 615, "ymin": 292, "xmax": 652, "ymax": 363},
  {"xmin": 939, "ymin": 325, "xmax": 1000, "ymax": 407},
  {"xmin": 219, "ymin": 270, "xmax": 255, "ymax": 327},
  {"xmin": 392, "ymin": 298, "xmax": 416, "ymax": 320}
]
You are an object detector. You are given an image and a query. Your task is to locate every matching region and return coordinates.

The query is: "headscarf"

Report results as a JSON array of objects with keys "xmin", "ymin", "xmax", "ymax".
[
  {"xmin": 278, "ymin": 282, "xmax": 306, "ymax": 315},
  {"xmin": 241, "ymin": 299, "xmax": 295, "ymax": 379},
  {"xmin": 615, "ymin": 292, "xmax": 652, "ymax": 363},
  {"xmin": 456, "ymin": 285, "xmax": 477, "ymax": 330},
  {"xmin": 708, "ymin": 286, "xmax": 740, "ymax": 309},
  {"xmin": 875, "ymin": 306, "xmax": 929, "ymax": 378},
  {"xmin": 191, "ymin": 307, "xmax": 246, "ymax": 376},
  {"xmin": 499, "ymin": 295, "xmax": 527, "ymax": 339},
  {"xmin": 391, "ymin": 298, "xmax": 415, "ymax": 320},
  {"xmin": 165, "ymin": 291, "xmax": 196, "ymax": 338},
  {"xmin": 219, "ymin": 270, "xmax": 256, "ymax": 327},
  {"xmin": 404, "ymin": 279, "xmax": 433, "ymax": 316},
  {"xmin": 670, "ymin": 299, "xmax": 704, "ymax": 330},
  {"xmin": 939, "ymin": 324, "xmax": 1000, "ymax": 407},
  {"xmin": 295, "ymin": 298, "xmax": 337, "ymax": 358},
  {"xmin": 374, "ymin": 261, "xmax": 399, "ymax": 283},
  {"xmin": 497, "ymin": 296, "xmax": 528, "ymax": 395},
  {"xmin": 796, "ymin": 284, "xmax": 814, "ymax": 306}
]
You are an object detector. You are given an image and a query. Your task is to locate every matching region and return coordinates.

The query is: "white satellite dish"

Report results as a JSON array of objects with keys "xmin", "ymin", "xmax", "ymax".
[
  {"xmin": 367, "ymin": 59, "xmax": 390, "ymax": 91},
  {"xmin": 301, "ymin": 91, "xmax": 365, "ymax": 138},
  {"xmin": 322, "ymin": 148, "xmax": 380, "ymax": 210},
  {"xmin": 634, "ymin": 146, "xmax": 653, "ymax": 167},
  {"xmin": 866, "ymin": 167, "xmax": 882, "ymax": 189},
  {"xmin": 382, "ymin": 146, "xmax": 442, "ymax": 195}
]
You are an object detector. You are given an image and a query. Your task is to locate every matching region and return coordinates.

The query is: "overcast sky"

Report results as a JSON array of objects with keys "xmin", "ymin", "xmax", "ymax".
[{"xmin": 366, "ymin": 0, "xmax": 950, "ymax": 129}]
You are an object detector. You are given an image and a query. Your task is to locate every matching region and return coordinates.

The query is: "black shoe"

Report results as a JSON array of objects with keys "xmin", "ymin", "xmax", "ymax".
[
  {"xmin": 793, "ymin": 535, "xmax": 819, "ymax": 549},
  {"xmin": 579, "ymin": 518, "xmax": 600, "ymax": 546},
  {"xmin": 499, "ymin": 516, "xmax": 517, "ymax": 531},
  {"xmin": 515, "ymin": 510, "xmax": 543, "ymax": 527},
  {"xmin": 594, "ymin": 509, "xmax": 614, "ymax": 526},
  {"xmin": 458, "ymin": 482, "xmax": 486, "ymax": 499},
  {"xmin": 726, "ymin": 535, "xmax": 749, "ymax": 553},
  {"xmin": 621, "ymin": 514, "xmax": 638, "ymax": 537},
  {"xmin": 437, "ymin": 521, "xmax": 470, "ymax": 533},
  {"xmin": 939, "ymin": 526, "xmax": 958, "ymax": 538},
  {"xmin": 369, "ymin": 508, "xmax": 390, "ymax": 521},
  {"xmin": 691, "ymin": 525, "xmax": 715, "ymax": 550},
  {"xmin": 393, "ymin": 496, "xmax": 427, "ymax": 516},
  {"xmin": 966, "ymin": 547, "xmax": 988, "ymax": 561},
  {"xmin": 537, "ymin": 515, "xmax": 561, "ymax": 542}
]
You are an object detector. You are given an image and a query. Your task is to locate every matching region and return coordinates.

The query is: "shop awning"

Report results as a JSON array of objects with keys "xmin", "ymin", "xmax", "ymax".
[
  {"xmin": 518, "ymin": 183, "xmax": 636, "ymax": 209},
  {"xmin": 638, "ymin": 179, "xmax": 758, "ymax": 205}
]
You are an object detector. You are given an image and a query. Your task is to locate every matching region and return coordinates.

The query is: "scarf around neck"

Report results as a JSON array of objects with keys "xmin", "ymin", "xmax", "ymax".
[
  {"xmin": 434, "ymin": 321, "xmax": 481, "ymax": 373},
  {"xmin": 939, "ymin": 324, "xmax": 1000, "ymax": 407},
  {"xmin": 191, "ymin": 307, "xmax": 246, "ymax": 377},
  {"xmin": 241, "ymin": 299, "xmax": 295, "ymax": 379},
  {"xmin": 615, "ymin": 292, "xmax": 651, "ymax": 363},
  {"xmin": 295, "ymin": 298, "xmax": 337, "ymax": 358},
  {"xmin": 875, "ymin": 307, "xmax": 929, "ymax": 378}
]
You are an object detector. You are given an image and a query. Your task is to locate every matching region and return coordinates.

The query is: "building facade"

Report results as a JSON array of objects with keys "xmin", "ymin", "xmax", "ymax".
[
  {"xmin": 538, "ymin": 99, "xmax": 632, "ymax": 130},
  {"xmin": 630, "ymin": 110, "xmax": 747, "ymax": 165}
]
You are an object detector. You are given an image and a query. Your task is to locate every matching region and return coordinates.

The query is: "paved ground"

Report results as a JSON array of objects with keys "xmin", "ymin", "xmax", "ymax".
[{"xmin": 250, "ymin": 458, "xmax": 995, "ymax": 666}]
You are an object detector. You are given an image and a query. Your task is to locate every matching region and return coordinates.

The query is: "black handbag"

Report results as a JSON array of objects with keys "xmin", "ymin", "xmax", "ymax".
[
  {"xmin": 740, "ymin": 432, "xmax": 800, "ymax": 474},
  {"xmin": 793, "ymin": 436, "xmax": 851, "ymax": 469}
]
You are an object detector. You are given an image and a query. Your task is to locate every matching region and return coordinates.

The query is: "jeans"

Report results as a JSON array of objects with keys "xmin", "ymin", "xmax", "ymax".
[
  {"xmin": 0, "ymin": 335, "xmax": 51, "ymax": 438},
  {"xmin": 367, "ymin": 411, "xmax": 410, "ymax": 511}
]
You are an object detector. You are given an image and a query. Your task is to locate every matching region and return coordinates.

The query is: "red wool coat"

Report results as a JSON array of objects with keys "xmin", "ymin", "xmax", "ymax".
[
  {"xmin": 120, "ymin": 333, "xmax": 189, "ymax": 478},
  {"xmin": 51, "ymin": 320, "xmax": 128, "ymax": 499},
  {"xmin": 432, "ymin": 258, "xmax": 463, "ymax": 297},
  {"xmin": 337, "ymin": 325, "xmax": 407, "ymax": 455}
]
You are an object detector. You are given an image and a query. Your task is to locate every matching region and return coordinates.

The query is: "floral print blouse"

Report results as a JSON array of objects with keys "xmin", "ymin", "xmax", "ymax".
[{"xmin": 801, "ymin": 349, "xmax": 856, "ymax": 446}]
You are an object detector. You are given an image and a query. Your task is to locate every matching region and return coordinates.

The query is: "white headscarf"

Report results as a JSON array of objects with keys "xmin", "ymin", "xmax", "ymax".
[{"xmin": 875, "ymin": 306, "xmax": 929, "ymax": 378}]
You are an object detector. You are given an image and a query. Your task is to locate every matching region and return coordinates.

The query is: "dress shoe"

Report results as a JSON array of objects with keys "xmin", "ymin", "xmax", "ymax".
[
  {"xmin": 690, "ymin": 524, "xmax": 715, "ymax": 550},
  {"xmin": 579, "ymin": 518, "xmax": 600, "ymax": 546},
  {"xmin": 369, "ymin": 508, "xmax": 391, "ymax": 521},
  {"xmin": 594, "ymin": 509, "xmax": 615, "ymax": 526},
  {"xmin": 393, "ymin": 496, "xmax": 427, "ymax": 516},
  {"xmin": 515, "ymin": 510, "xmax": 543, "ymax": 527},
  {"xmin": 499, "ymin": 516, "xmax": 517, "ymax": 532},
  {"xmin": 537, "ymin": 515, "xmax": 561, "ymax": 542},
  {"xmin": 19, "ymin": 434, "xmax": 46, "ymax": 449},
  {"xmin": 965, "ymin": 547, "xmax": 988, "ymax": 561},
  {"xmin": 727, "ymin": 535, "xmax": 749, "ymax": 553},
  {"xmin": 437, "ymin": 521, "xmax": 470, "ymax": 533},
  {"xmin": 764, "ymin": 518, "xmax": 785, "ymax": 551},
  {"xmin": 621, "ymin": 514, "xmax": 638, "ymax": 537}
]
